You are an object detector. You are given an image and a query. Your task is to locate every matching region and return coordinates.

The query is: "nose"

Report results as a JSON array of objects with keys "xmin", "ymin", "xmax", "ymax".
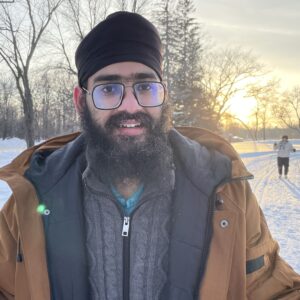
[{"xmin": 119, "ymin": 86, "xmax": 143, "ymax": 113}]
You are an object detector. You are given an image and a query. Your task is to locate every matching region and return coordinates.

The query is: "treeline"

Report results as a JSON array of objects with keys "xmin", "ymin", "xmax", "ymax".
[
  {"xmin": 0, "ymin": 71, "xmax": 79, "ymax": 140},
  {"xmin": 0, "ymin": 0, "xmax": 299, "ymax": 146}
]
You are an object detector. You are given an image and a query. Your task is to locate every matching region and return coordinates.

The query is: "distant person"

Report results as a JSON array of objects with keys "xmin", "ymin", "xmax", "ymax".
[
  {"xmin": 274, "ymin": 135, "xmax": 296, "ymax": 179},
  {"xmin": 1, "ymin": 11, "xmax": 300, "ymax": 300}
]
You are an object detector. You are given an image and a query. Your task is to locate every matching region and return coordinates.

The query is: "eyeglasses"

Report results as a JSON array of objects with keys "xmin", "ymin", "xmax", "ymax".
[{"xmin": 82, "ymin": 81, "xmax": 166, "ymax": 110}]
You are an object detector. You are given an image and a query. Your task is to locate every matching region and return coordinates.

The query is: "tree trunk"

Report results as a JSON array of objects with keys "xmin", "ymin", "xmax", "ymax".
[
  {"xmin": 2, "ymin": 116, "xmax": 8, "ymax": 139},
  {"xmin": 23, "ymin": 83, "xmax": 35, "ymax": 147}
]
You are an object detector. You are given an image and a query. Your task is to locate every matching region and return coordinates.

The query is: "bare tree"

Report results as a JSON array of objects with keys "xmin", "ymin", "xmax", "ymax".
[
  {"xmin": 46, "ymin": 0, "xmax": 112, "ymax": 77},
  {"xmin": 114, "ymin": 0, "xmax": 127, "ymax": 10},
  {"xmin": 0, "ymin": 0, "xmax": 63, "ymax": 147},
  {"xmin": 223, "ymin": 112, "xmax": 256, "ymax": 141},
  {"xmin": 114, "ymin": 0, "xmax": 152, "ymax": 13},
  {"xmin": 273, "ymin": 86, "xmax": 300, "ymax": 135},
  {"xmin": 247, "ymin": 79, "xmax": 279, "ymax": 139},
  {"xmin": 201, "ymin": 47, "xmax": 265, "ymax": 128},
  {"xmin": 0, "ymin": 75, "xmax": 15, "ymax": 139},
  {"xmin": 60, "ymin": 0, "xmax": 111, "ymax": 41},
  {"xmin": 32, "ymin": 69, "xmax": 78, "ymax": 139}
]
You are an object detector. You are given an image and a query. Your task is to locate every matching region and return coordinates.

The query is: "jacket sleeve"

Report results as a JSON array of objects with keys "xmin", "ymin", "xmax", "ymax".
[
  {"xmin": 0, "ymin": 196, "xmax": 17, "ymax": 300},
  {"xmin": 289, "ymin": 143, "xmax": 296, "ymax": 152},
  {"xmin": 245, "ymin": 182, "xmax": 300, "ymax": 299}
]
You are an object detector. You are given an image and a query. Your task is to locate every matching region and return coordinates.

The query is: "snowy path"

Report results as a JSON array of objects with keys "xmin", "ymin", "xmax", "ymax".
[
  {"xmin": 241, "ymin": 151, "xmax": 300, "ymax": 273},
  {"xmin": 0, "ymin": 139, "xmax": 299, "ymax": 274}
]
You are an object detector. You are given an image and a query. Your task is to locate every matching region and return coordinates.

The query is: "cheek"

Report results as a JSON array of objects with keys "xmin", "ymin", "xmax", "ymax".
[
  {"xmin": 146, "ymin": 107, "xmax": 162, "ymax": 121},
  {"xmin": 89, "ymin": 107, "xmax": 112, "ymax": 128}
]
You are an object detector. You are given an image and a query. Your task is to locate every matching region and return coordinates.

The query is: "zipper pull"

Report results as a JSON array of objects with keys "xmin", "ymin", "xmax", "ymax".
[{"xmin": 122, "ymin": 216, "xmax": 130, "ymax": 237}]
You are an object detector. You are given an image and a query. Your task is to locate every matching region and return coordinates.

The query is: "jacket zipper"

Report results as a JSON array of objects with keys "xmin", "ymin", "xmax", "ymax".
[
  {"xmin": 122, "ymin": 216, "xmax": 130, "ymax": 300},
  {"xmin": 120, "ymin": 194, "xmax": 164, "ymax": 300},
  {"xmin": 92, "ymin": 190, "xmax": 157, "ymax": 300},
  {"xmin": 121, "ymin": 196, "xmax": 157, "ymax": 300}
]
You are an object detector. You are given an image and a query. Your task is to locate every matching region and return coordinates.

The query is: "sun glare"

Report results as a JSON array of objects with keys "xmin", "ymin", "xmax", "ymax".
[{"xmin": 228, "ymin": 93, "xmax": 257, "ymax": 123}]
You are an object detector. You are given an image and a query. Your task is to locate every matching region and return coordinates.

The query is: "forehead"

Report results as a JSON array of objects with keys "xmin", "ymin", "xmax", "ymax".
[{"xmin": 88, "ymin": 61, "xmax": 159, "ymax": 87}]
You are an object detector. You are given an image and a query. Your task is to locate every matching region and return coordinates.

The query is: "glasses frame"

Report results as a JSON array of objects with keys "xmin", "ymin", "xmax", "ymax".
[{"xmin": 82, "ymin": 81, "xmax": 166, "ymax": 110}]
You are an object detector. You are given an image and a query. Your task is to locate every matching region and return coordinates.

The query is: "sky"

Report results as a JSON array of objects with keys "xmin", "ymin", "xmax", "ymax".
[{"xmin": 195, "ymin": 0, "xmax": 300, "ymax": 89}]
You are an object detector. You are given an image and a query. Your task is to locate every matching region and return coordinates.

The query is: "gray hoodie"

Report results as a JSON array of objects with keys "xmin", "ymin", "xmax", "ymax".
[{"xmin": 274, "ymin": 140, "xmax": 295, "ymax": 157}]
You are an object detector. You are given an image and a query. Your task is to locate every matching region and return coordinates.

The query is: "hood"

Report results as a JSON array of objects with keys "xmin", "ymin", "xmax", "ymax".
[
  {"xmin": 0, "ymin": 132, "xmax": 82, "ymax": 176},
  {"xmin": 24, "ymin": 135, "xmax": 86, "ymax": 196},
  {"xmin": 175, "ymin": 127, "xmax": 253, "ymax": 181},
  {"xmin": 169, "ymin": 128, "xmax": 232, "ymax": 196}
]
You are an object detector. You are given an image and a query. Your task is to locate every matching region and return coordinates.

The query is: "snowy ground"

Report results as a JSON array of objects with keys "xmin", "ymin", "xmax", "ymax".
[
  {"xmin": 0, "ymin": 138, "xmax": 299, "ymax": 273},
  {"xmin": 235, "ymin": 140, "xmax": 300, "ymax": 273}
]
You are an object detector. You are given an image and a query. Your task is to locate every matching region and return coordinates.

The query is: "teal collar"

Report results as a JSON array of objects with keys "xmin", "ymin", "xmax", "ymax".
[{"xmin": 111, "ymin": 184, "xmax": 144, "ymax": 216}]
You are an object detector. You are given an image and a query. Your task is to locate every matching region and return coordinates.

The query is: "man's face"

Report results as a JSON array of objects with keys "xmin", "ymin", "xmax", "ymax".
[
  {"xmin": 83, "ymin": 61, "xmax": 163, "ymax": 146},
  {"xmin": 74, "ymin": 61, "xmax": 172, "ymax": 183}
]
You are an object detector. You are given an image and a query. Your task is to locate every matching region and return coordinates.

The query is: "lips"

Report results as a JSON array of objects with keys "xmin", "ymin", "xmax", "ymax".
[
  {"xmin": 119, "ymin": 120, "xmax": 142, "ymax": 128},
  {"xmin": 105, "ymin": 112, "xmax": 154, "ymax": 137},
  {"xmin": 114, "ymin": 119, "xmax": 144, "ymax": 136}
]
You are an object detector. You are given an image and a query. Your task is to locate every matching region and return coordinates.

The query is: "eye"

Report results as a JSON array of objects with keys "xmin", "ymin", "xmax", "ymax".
[
  {"xmin": 136, "ymin": 82, "xmax": 152, "ymax": 92},
  {"xmin": 101, "ymin": 84, "xmax": 117, "ymax": 94}
]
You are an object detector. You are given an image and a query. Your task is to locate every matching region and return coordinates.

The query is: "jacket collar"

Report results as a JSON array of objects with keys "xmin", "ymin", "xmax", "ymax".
[
  {"xmin": 169, "ymin": 128, "xmax": 232, "ymax": 196},
  {"xmin": 175, "ymin": 127, "xmax": 253, "ymax": 181}
]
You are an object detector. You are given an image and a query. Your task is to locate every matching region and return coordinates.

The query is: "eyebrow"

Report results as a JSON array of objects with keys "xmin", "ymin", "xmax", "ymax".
[{"xmin": 92, "ymin": 72, "xmax": 158, "ymax": 84}]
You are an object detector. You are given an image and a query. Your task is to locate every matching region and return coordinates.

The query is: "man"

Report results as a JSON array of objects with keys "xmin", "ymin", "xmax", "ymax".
[
  {"xmin": 0, "ymin": 11, "xmax": 299, "ymax": 300},
  {"xmin": 274, "ymin": 135, "xmax": 296, "ymax": 179}
]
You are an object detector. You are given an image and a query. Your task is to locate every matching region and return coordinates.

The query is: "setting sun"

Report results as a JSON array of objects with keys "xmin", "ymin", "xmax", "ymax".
[{"xmin": 228, "ymin": 92, "xmax": 257, "ymax": 123}]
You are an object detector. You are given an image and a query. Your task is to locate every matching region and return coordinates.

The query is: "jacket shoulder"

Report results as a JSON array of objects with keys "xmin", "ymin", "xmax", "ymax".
[{"xmin": 175, "ymin": 126, "xmax": 252, "ymax": 181}]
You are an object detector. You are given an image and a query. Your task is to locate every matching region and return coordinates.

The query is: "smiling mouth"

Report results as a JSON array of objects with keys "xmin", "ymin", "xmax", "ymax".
[{"xmin": 118, "ymin": 122, "xmax": 142, "ymax": 128}]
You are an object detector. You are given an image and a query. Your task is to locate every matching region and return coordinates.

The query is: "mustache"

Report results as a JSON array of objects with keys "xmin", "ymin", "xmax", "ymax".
[{"xmin": 105, "ymin": 112, "xmax": 154, "ymax": 130}]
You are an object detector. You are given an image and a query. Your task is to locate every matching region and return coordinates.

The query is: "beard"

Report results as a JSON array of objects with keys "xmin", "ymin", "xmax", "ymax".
[{"xmin": 81, "ymin": 104, "xmax": 173, "ymax": 185}]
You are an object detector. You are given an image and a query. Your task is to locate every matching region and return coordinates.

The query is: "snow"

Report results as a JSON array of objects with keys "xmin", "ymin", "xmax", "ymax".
[
  {"xmin": 0, "ymin": 138, "xmax": 27, "ymax": 208},
  {"xmin": 0, "ymin": 138, "xmax": 299, "ymax": 274},
  {"xmin": 235, "ymin": 140, "xmax": 300, "ymax": 274}
]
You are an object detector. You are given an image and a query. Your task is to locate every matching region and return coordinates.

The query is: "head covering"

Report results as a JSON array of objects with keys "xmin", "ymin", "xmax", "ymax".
[{"xmin": 75, "ymin": 11, "xmax": 163, "ymax": 88}]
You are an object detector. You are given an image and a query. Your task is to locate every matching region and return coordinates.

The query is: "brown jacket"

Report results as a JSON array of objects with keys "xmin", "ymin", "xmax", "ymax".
[{"xmin": 0, "ymin": 127, "xmax": 299, "ymax": 300}]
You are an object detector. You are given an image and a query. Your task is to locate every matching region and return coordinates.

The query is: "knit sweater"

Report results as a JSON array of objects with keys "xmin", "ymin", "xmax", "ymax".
[{"xmin": 82, "ymin": 161, "xmax": 175, "ymax": 300}]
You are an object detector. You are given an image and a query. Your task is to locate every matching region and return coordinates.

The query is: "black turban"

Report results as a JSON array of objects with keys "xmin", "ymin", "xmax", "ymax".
[{"xmin": 75, "ymin": 11, "xmax": 163, "ymax": 88}]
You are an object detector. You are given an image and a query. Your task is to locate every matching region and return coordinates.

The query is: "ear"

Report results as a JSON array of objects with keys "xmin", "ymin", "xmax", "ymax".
[{"xmin": 73, "ymin": 86, "xmax": 85, "ymax": 114}]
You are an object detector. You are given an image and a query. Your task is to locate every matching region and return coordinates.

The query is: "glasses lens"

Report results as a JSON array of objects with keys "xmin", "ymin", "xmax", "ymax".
[
  {"xmin": 92, "ymin": 83, "xmax": 123, "ymax": 109},
  {"xmin": 134, "ymin": 82, "xmax": 165, "ymax": 107}
]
